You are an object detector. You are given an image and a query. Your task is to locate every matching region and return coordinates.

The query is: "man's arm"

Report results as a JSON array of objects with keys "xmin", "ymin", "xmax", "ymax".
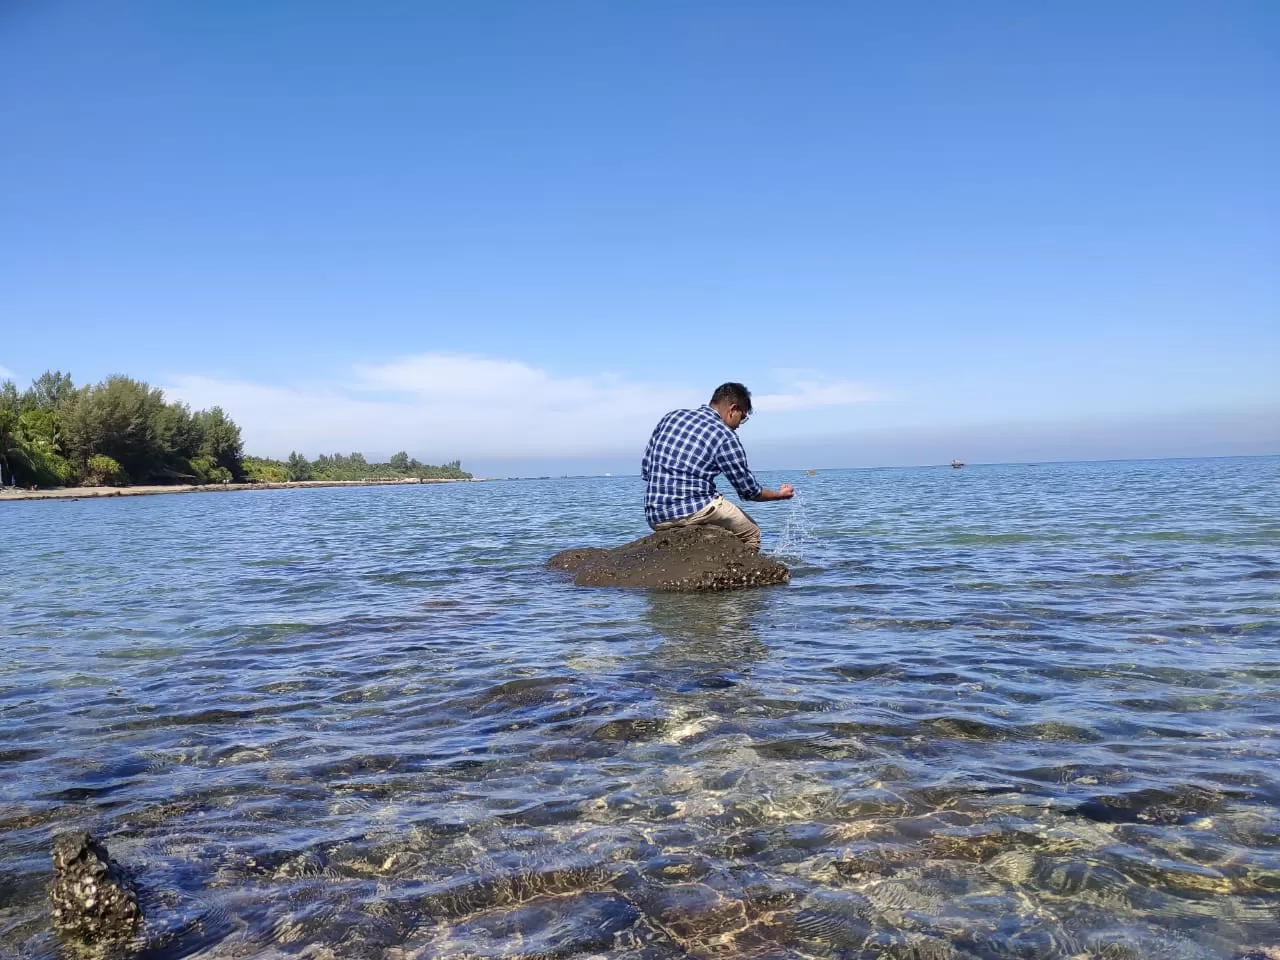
[
  {"xmin": 754, "ymin": 484, "xmax": 795, "ymax": 501},
  {"xmin": 718, "ymin": 434, "xmax": 793, "ymax": 502},
  {"xmin": 641, "ymin": 433, "xmax": 654, "ymax": 481}
]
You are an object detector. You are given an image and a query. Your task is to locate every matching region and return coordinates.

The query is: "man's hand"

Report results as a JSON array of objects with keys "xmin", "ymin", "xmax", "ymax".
[{"xmin": 778, "ymin": 483, "xmax": 794, "ymax": 498}]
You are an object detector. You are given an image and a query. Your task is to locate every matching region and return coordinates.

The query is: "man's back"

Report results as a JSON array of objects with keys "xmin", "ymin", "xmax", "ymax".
[{"xmin": 641, "ymin": 405, "xmax": 760, "ymax": 526}]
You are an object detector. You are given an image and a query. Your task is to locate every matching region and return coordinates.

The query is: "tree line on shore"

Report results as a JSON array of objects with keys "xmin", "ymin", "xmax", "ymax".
[
  {"xmin": 0, "ymin": 370, "xmax": 471, "ymax": 488},
  {"xmin": 244, "ymin": 452, "xmax": 470, "ymax": 483}
]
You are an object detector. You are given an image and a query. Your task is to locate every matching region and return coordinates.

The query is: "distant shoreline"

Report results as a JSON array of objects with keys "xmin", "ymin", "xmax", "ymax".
[{"xmin": 0, "ymin": 477, "xmax": 478, "ymax": 503}]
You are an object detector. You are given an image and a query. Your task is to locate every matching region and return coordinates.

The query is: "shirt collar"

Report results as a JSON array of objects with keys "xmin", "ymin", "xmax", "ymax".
[{"xmin": 700, "ymin": 404, "xmax": 728, "ymax": 427}]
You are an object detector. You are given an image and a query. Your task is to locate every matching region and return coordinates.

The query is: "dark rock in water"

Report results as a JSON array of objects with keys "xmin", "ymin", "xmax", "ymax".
[
  {"xmin": 49, "ymin": 831, "xmax": 142, "ymax": 943},
  {"xmin": 547, "ymin": 525, "xmax": 789, "ymax": 591}
]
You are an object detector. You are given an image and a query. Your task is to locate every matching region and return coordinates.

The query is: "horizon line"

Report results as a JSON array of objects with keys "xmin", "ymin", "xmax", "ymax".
[{"xmin": 472, "ymin": 452, "xmax": 1280, "ymax": 480}]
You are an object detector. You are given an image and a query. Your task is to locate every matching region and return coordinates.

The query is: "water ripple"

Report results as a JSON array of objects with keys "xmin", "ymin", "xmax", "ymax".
[{"xmin": 1, "ymin": 459, "xmax": 1278, "ymax": 958}]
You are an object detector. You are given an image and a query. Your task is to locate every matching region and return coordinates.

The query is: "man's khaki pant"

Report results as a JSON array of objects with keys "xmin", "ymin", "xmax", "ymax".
[{"xmin": 653, "ymin": 495, "xmax": 761, "ymax": 552}]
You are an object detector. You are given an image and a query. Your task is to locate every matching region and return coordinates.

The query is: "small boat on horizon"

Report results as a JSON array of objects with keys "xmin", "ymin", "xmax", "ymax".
[{"xmin": 951, "ymin": 460, "xmax": 965, "ymax": 469}]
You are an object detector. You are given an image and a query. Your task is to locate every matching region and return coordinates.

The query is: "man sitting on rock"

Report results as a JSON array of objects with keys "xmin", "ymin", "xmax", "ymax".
[{"xmin": 641, "ymin": 382, "xmax": 794, "ymax": 552}]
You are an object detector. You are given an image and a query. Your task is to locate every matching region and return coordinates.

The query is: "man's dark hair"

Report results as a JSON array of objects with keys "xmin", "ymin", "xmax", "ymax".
[{"xmin": 710, "ymin": 382, "xmax": 752, "ymax": 413}]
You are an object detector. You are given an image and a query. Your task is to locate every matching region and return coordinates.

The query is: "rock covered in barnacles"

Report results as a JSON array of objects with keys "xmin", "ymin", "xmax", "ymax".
[
  {"xmin": 49, "ymin": 831, "xmax": 142, "ymax": 943},
  {"xmin": 547, "ymin": 524, "xmax": 790, "ymax": 591}
]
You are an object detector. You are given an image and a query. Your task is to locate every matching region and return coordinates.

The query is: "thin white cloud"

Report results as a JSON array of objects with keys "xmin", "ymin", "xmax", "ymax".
[
  {"xmin": 351, "ymin": 353, "xmax": 670, "ymax": 409},
  {"xmin": 165, "ymin": 354, "xmax": 698, "ymax": 460},
  {"xmin": 162, "ymin": 353, "xmax": 884, "ymax": 461},
  {"xmin": 754, "ymin": 370, "xmax": 884, "ymax": 412},
  {"xmin": 0, "ymin": 365, "xmax": 14, "ymax": 382}
]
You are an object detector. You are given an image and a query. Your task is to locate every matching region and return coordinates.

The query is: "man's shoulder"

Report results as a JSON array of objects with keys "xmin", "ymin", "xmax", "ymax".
[
  {"xmin": 660, "ymin": 407, "xmax": 720, "ymax": 432},
  {"xmin": 653, "ymin": 406, "xmax": 729, "ymax": 448},
  {"xmin": 654, "ymin": 406, "xmax": 699, "ymax": 430},
  {"xmin": 660, "ymin": 405, "xmax": 718, "ymax": 426}
]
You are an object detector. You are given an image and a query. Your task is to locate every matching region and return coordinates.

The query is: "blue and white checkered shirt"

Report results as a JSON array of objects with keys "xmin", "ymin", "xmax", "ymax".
[{"xmin": 641, "ymin": 405, "xmax": 763, "ymax": 526}]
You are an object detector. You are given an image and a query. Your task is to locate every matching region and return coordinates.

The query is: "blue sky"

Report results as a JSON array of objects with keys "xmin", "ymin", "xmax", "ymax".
[{"xmin": 2, "ymin": 2, "xmax": 1276, "ymax": 474}]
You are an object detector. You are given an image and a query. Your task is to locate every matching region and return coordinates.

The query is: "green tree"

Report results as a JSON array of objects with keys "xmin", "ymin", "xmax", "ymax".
[
  {"xmin": 154, "ymin": 401, "xmax": 205, "ymax": 478},
  {"xmin": 0, "ymin": 380, "xmax": 20, "ymax": 417},
  {"xmin": 3, "ymin": 367, "xmax": 473, "ymax": 486},
  {"xmin": 23, "ymin": 370, "xmax": 75, "ymax": 412},
  {"xmin": 61, "ymin": 376, "xmax": 168, "ymax": 482},
  {"xmin": 286, "ymin": 451, "xmax": 312, "ymax": 481},
  {"xmin": 243, "ymin": 456, "xmax": 289, "ymax": 482},
  {"xmin": 13, "ymin": 408, "xmax": 74, "ymax": 485},
  {"xmin": 18, "ymin": 408, "xmax": 63, "ymax": 452},
  {"xmin": 192, "ymin": 406, "xmax": 244, "ymax": 480},
  {"xmin": 25, "ymin": 444, "xmax": 76, "ymax": 486},
  {"xmin": 0, "ymin": 410, "xmax": 33, "ymax": 486},
  {"xmin": 55, "ymin": 384, "xmax": 89, "ymax": 463},
  {"xmin": 84, "ymin": 454, "xmax": 127, "ymax": 486}
]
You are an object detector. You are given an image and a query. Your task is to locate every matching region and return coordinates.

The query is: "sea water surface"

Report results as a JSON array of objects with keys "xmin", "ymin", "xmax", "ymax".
[{"xmin": 2, "ymin": 458, "xmax": 1278, "ymax": 959}]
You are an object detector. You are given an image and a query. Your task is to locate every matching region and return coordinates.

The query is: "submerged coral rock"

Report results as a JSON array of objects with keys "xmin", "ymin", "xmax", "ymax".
[
  {"xmin": 49, "ymin": 831, "xmax": 142, "ymax": 943},
  {"xmin": 547, "ymin": 525, "xmax": 790, "ymax": 591}
]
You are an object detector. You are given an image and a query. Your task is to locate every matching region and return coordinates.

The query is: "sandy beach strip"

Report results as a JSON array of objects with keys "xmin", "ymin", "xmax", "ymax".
[{"xmin": 0, "ymin": 478, "xmax": 475, "ymax": 503}]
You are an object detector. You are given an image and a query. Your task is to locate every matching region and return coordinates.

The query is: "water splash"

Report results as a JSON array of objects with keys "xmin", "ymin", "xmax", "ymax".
[{"xmin": 771, "ymin": 490, "xmax": 816, "ymax": 563}]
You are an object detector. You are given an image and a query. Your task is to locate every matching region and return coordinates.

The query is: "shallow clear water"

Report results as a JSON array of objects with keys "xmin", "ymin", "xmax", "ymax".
[{"xmin": 2, "ymin": 458, "xmax": 1278, "ymax": 959}]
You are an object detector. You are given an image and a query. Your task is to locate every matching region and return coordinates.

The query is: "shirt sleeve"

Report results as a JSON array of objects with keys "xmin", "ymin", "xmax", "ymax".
[
  {"xmin": 641, "ymin": 431, "xmax": 654, "ymax": 481},
  {"xmin": 716, "ymin": 432, "xmax": 763, "ymax": 501}
]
